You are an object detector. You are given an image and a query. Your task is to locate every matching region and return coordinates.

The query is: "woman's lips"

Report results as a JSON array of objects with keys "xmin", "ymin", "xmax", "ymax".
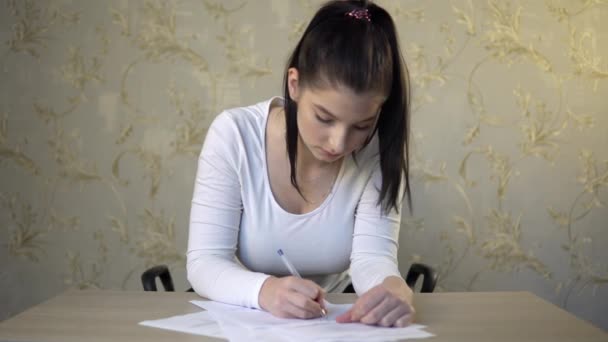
[{"xmin": 320, "ymin": 148, "xmax": 340, "ymax": 159}]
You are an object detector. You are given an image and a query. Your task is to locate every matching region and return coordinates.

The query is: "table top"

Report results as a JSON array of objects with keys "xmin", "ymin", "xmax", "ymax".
[{"xmin": 0, "ymin": 289, "xmax": 605, "ymax": 342}]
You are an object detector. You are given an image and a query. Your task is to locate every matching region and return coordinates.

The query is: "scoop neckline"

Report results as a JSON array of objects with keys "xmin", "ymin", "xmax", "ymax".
[{"xmin": 261, "ymin": 97, "xmax": 346, "ymax": 217}]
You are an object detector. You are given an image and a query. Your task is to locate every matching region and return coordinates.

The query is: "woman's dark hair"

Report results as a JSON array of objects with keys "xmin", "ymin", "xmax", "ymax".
[{"xmin": 282, "ymin": 0, "xmax": 411, "ymax": 214}]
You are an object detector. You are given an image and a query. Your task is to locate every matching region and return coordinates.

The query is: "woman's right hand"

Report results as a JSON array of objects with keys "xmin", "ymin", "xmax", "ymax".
[{"xmin": 258, "ymin": 276, "xmax": 326, "ymax": 319}]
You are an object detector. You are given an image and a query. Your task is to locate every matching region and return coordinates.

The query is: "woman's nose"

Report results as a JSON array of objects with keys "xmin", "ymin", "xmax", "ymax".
[{"xmin": 327, "ymin": 128, "xmax": 347, "ymax": 155}]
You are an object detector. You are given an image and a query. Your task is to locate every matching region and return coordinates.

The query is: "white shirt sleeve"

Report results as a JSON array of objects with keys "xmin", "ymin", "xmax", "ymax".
[
  {"xmin": 349, "ymin": 164, "xmax": 405, "ymax": 294},
  {"xmin": 186, "ymin": 112, "xmax": 271, "ymax": 309}
]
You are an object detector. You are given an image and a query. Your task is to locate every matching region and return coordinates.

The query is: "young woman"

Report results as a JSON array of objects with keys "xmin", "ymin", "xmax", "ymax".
[{"xmin": 187, "ymin": 0, "xmax": 414, "ymax": 327}]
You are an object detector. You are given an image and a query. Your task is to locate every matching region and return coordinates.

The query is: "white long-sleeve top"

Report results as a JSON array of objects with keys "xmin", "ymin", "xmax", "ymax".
[{"xmin": 187, "ymin": 97, "xmax": 404, "ymax": 309}]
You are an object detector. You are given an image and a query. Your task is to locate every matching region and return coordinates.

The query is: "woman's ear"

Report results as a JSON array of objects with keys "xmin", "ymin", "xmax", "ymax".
[{"xmin": 287, "ymin": 67, "xmax": 300, "ymax": 101}]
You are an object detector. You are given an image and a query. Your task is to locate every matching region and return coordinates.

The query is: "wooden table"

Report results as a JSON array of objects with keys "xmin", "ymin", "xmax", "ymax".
[{"xmin": 0, "ymin": 290, "xmax": 605, "ymax": 341}]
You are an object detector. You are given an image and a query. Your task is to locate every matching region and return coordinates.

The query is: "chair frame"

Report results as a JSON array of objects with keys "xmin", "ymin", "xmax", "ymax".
[{"xmin": 142, "ymin": 263, "xmax": 438, "ymax": 293}]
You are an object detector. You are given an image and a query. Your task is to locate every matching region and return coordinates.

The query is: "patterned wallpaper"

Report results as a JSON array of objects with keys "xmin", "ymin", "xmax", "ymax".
[{"xmin": 1, "ymin": 0, "xmax": 606, "ymax": 331}]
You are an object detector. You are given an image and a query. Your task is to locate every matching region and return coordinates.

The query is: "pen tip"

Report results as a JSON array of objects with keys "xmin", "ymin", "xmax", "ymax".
[{"xmin": 277, "ymin": 249, "xmax": 283, "ymax": 256}]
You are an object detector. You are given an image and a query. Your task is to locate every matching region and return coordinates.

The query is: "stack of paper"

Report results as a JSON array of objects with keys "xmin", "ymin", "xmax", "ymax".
[{"xmin": 140, "ymin": 300, "xmax": 434, "ymax": 341}]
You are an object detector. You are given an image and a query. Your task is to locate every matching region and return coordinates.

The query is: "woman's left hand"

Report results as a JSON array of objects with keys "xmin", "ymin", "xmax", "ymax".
[{"xmin": 336, "ymin": 276, "xmax": 415, "ymax": 327}]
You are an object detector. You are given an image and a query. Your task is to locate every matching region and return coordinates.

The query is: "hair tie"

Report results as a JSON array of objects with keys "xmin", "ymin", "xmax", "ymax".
[{"xmin": 345, "ymin": 8, "xmax": 371, "ymax": 22}]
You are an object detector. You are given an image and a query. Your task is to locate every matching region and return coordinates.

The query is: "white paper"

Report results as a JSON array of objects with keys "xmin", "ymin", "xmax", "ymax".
[
  {"xmin": 140, "ymin": 300, "xmax": 434, "ymax": 341},
  {"xmin": 191, "ymin": 300, "xmax": 351, "ymax": 328},
  {"xmin": 139, "ymin": 310, "xmax": 225, "ymax": 338},
  {"xmin": 190, "ymin": 300, "xmax": 434, "ymax": 341}
]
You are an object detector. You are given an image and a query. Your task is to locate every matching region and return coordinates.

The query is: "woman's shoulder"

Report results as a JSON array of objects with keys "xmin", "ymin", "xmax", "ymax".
[{"xmin": 211, "ymin": 97, "xmax": 280, "ymax": 134}]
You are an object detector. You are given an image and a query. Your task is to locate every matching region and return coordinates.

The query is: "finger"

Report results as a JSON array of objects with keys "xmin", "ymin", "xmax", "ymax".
[
  {"xmin": 282, "ymin": 299, "xmax": 322, "ymax": 319},
  {"xmin": 335, "ymin": 307, "xmax": 354, "ymax": 323},
  {"xmin": 359, "ymin": 297, "xmax": 395, "ymax": 325},
  {"xmin": 287, "ymin": 292, "xmax": 323, "ymax": 318},
  {"xmin": 351, "ymin": 287, "xmax": 387, "ymax": 321},
  {"xmin": 378, "ymin": 305, "xmax": 410, "ymax": 327},
  {"xmin": 315, "ymin": 288, "xmax": 325, "ymax": 302},
  {"xmin": 394, "ymin": 312, "xmax": 415, "ymax": 327},
  {"xmin": 281, "ymin": 300, "xmax": 315, "ymax": 319},
  {"xmin": 315, "ymin": 289, "xmax": 327, "ymax": 312},
  {"xmin": 287, "ymin": 277, "xmax": 322, "ymax": 299}
]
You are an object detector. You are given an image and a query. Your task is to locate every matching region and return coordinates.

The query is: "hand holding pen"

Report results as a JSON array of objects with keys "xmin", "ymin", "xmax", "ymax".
[
  {"xmin": 277, "ymin": 249, "xmax": 328, "ymax": 317},
  {"xmin": 257, "ymin": 249, "xmax": 328, "ymax": 319}
]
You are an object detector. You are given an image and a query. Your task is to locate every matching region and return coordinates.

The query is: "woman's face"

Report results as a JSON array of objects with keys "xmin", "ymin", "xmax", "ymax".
[{"xmin": 288, "ymin": 68, "xmax": 385, "ymax": 163}]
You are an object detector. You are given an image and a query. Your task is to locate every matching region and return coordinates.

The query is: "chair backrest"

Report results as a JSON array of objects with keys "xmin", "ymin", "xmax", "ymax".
[
  {"xmin": 405, "ymin": 262, "xmax": 438, "ymax": 293},
  {"xmin": 141, "ymin": 265, "xmax": 175, "ymax": 291}
]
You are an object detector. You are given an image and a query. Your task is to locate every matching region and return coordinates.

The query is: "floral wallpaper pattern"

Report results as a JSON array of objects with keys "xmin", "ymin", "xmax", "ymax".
[{"xmin": 0, "ymin": 0, "xmax": 606, "ymax": 331}]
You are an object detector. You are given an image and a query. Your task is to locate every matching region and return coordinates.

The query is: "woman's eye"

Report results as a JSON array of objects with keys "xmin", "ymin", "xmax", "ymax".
[
  {"xmin": 354, "ymin": 125, "xmax": 372, "ymax": 131},
  {"xmin": 315, "ymin": 115, "xmax": 332, "ymax": 124}
]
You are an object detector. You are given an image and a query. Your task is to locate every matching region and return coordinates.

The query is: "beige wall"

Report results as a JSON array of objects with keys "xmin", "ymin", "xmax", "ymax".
[{"xmin": 1, "ymin": 0, "xmax": 606, "ymax": 331}]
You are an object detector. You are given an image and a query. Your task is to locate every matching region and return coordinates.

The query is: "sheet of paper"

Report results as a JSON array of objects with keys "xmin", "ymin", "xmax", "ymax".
[
  {"xmin": 139, "ymin": 309, "xmax": 283, "ymax": 342},
  {"xmin": 190, "ymin": 299, "xmax": 434, "ymax": 341},
  {"xmin": 138, "ymin": 310, "xmax": 225, "ymax": 338},
  {"xmin": 140, "ymin": 300, "xmax": 434, "ymax": 341},
  {"xmin": 191, "ymin": 300, "xmax": 352, "ymax": 328}
]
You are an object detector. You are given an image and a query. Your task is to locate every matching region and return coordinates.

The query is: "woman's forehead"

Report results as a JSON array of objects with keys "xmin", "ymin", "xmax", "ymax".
[{"xmin": 303, "ymin": 85, "xmax": 385, "ymax": 119}]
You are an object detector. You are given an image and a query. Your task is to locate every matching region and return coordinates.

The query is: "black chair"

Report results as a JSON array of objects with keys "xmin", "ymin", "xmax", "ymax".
[{"xmin": 142, "ymin": 262, "xmax": 438, "ymax": 293}]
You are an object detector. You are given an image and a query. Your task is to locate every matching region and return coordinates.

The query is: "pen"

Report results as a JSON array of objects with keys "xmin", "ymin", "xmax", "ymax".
[{"xmin": 277, "ymin": 249, "xmax": 327, "ymax": 318}]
